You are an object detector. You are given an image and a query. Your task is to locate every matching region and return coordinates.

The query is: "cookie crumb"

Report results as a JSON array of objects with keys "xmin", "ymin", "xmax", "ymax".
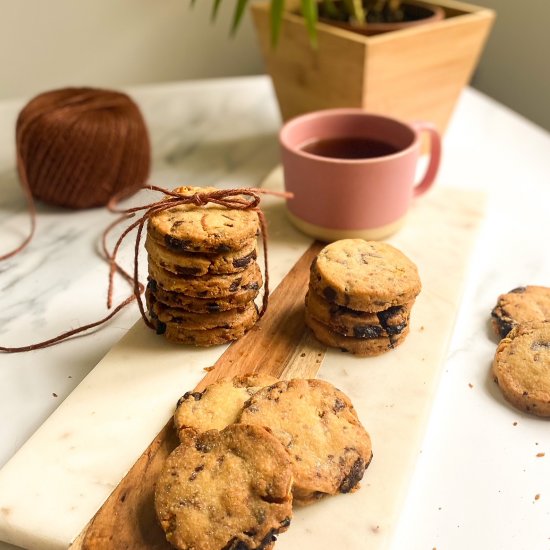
[
  {"xmin": 203, "ymin": 365, "xmax": 215, "ymax": 372},
  {"xmin": 420, "ymin": 326, "xmax": 425, "ymax": 331},
  {"xmin": 535, "ymin": 493, "xmax": 541, "ymax": 501},
  {"xmin": 513, "ymin": 421, "xmax": 518, "ymax": 426},
  {"xmin": 468, "ymin": 383, "xmax": 473, "ymax": 388},
  {"xmin": 536, "ymin": 452, "xmax": 545, "ymax": 458},
  {"xmin": 52, "ymin": 393, "xmax": 58, "ymax": 397},
  {"xmin": 300, "ymin": 352, "xmax": 306, "ymax": 358}
]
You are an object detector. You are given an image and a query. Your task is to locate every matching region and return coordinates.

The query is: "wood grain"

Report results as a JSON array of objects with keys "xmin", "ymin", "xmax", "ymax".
[
  {"xmin": 250, "ymin": 0, "xmax": 495, "ymax": 133},
  {"xmin": 72, "ymin": 241, "xmax": 325, "ymax": 550}
]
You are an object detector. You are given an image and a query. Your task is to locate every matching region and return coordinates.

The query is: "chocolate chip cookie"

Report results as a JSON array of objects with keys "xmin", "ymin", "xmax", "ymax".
[
  {"xmin": 174, "ymin": 374, "xmax": 278, "ymax": 439},
  {"xmin": 148, "ymin": 186, "xmax": 260, "ymax": 254},
  {"xmin": 238, "ymin": 379, "xmax": 373, "ymax": 504},
  {"xmin": 492, "ymin": 321, "xmax": 550, "ymax": 417},
  {"xmin": 148, "ymin": 260, "xmax": 262, "ymax": 298},
  {"xmin": 305, "ymin": 310, "xmax": 410, "ymax": 356},
  {"xmin": 306, "ymin": 290, "xmax": 411, "ymax": 340},
  {"xmin": 155, "ymin": 424, "xmax": 293, "ymax": 550},
  {"xmin": 491, "ymin": 286, "xmax": 550, "ymax": 339},
  {"xmin": 310, "ymin": 239, "xmax": 421, "ymax": 311},
  {"xmin": 145, "ymin": 236, "xmax": 257, "ymax": 277},
  {"xmin": 147, "ymin": 279, "xmax": 260, "ymax": 313}
]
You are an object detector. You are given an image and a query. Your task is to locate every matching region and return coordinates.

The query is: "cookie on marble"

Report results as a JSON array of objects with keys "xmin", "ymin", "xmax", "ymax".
[
  {"xmin": 174, "ymin": 374, "xmax": 278, "ymax": 439},
  {"xmin": 152, "ymin": 305, "xmax": 258, "ymax": 346},
  {"xmin": 147, "ymin": 186, "xmax": 260, "ymax": 254},
  {"xmin": 492, "ymin": 321, "xmax": 550, "ymax": 417},
  {"xmin": 306, "ymin": 290, "xmax": 411, "ymax": 340},
  {"xmin": 145, "ymin": 235, "xmax": 257, "ymax": 277},
  {"xmin": 148, "ymin": 260, "xmax": 262, "ymax": 298},
  {"xmin": 491, "ymin": 285, "xmax": 550, "ymax": 339},
  {"xmin": 238, "ymin": 378, "xmax": 373, "ymax": 504},
  {"xmin": 305, "ymin": 310, "xmax": 410, "ymax": 356},
  {"xmin": 310, "ymin": 239, "xmax": 421, "ymax": 312},
  {"xmin": 155, "ymin": 424, "xmax": 293, "ymax": 550},
  {"xmin": 147, "ymin": 279, "xmax": 260, "ymax": 313},
  {"xmin": 147, "ymin": 289, "xmax": 257, "ymax": 330}
]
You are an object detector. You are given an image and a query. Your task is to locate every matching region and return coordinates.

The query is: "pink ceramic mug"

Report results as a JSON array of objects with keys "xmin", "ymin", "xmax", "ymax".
[{"xmin": 280, "ymin": 109, "xmax": 441, "ymax": 241}]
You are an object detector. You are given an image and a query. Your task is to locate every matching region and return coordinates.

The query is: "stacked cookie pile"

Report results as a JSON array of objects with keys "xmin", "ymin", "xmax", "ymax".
[
  {"xmin": 305, "ymin": 239, "xmax": 421, "ymax": 356},
  {"xmin": 155, "ymin": 375, "xmax": 373, "ymax": 550},
  {"xmin": 145, "ymin": 186, "xmax": 262, "ymax": 346},
  {"xmin": 491, "ymin": 285, "xmax": 550, "ymax": 417}
]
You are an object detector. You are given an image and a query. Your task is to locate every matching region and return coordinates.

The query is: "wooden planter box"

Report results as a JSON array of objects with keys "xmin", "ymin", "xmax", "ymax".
[{"xmin": 250, "ymin": 0, "xmax": 495, "ymax": 133}]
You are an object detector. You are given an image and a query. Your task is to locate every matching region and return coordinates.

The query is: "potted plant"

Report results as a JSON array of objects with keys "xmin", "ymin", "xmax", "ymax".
[{"xmin": 215, "ymin": 0, "xmax": 495, "ymax": 133}]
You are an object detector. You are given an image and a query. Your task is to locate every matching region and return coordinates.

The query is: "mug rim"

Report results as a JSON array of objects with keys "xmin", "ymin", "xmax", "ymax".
[{"xmin": 279, "ymin": 108, "xmax": 419, "ymax": 164}]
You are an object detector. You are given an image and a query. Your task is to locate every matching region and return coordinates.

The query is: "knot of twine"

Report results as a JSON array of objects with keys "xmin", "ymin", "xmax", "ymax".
[{"xmin": 1, "ymin": 185, "xmax": 291, "ymax": 353}]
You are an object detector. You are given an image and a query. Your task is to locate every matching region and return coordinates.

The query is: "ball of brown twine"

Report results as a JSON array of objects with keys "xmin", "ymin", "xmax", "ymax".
[{"xmin": 15, "ymin": 87, "xmax": 151, "ymax": 209}]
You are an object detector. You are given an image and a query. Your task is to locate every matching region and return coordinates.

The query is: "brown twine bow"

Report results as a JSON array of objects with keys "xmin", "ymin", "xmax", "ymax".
[{"xmin": 0, "ymin": 184, "xmax": 291, "ymax": 353}]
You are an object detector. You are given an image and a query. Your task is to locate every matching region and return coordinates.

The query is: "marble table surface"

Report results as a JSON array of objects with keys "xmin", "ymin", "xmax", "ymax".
[{"xmin": 0, "ymin": 75, "xmax": 549, "ymax": 549}]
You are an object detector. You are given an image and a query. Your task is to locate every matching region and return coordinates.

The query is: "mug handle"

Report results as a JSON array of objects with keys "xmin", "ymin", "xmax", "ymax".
[{"xmin": 411, "ymin": 121, "xmax": 442, "ymax": 197}]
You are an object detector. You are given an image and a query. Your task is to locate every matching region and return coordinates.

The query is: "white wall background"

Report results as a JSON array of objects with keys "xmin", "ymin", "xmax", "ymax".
[{"xmin": 0, "ymin": 0, "xmax": 549, "ymax": 131}]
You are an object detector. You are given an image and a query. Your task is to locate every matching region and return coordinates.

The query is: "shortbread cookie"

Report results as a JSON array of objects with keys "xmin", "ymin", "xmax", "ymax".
[
  {"xmin": 147, "ymin": 289, "xmax": 257, "ymax": 330},
  {"xmin": 492, "ymin": 321, "xmax": 550, "ymax": 417},
  {"xmin": 148, "ymin": 186, "xmax": 260, "ymax": 254},
  {"xmin": 147, "ymin": 279, "xmax": 260, "ymax": 313},
  {"xmin": 491, "ymin": 286, "xmax": 550, "ymax": 339},
  {"xmin": 306, "ymin": 291, "xmax": 411, "ymax": 340},
  {"xmin": 155, "ymin": 424, "xmax": 293, "ymax": 550},
  {"xmin": 148, "ymin": 260, "xmax": 262, "ymax": 298},
  {"xmin": 174, "ymin": 374, "xmax": 278, "ymax": 438},
  {"xmin": 305, "ymin": 310, "xmax": 410, "ymax": 356},
  {"xmin": 310, "ymin": 239, "xmax": 421, "ymax": 311},
  {"xmin": 238, "ymin": 378, "xmax": 373, "ymax": 504},
  {"xmin": 145, "ymin": 236, "xmax": 257, "ymax": 277},
  {"xmin": 153, "ymin": 307, "xmax": 258, "ymax": 346}
]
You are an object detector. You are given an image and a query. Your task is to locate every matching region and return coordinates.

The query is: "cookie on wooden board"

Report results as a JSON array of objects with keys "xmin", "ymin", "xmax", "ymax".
[
  {"xmin": 155, "ymin": 424, "xmax": 293, "ymax": 550},
  {"xmin": 305, "ymin": 310, "xmax": 410, "ymax": 356},
  {"xmin": 152, "ymin": 306, "xmax": 258, "ymax": 346},
  {"xmin": 310, "ymin": 239, "xmax": 421, "ymax": 312},
  {"xmin": 305, "ymin": 290, "xmax": 411, "ymax": 340},
  {"xmin": 147, "ymin": 279, "xmax": 260, "ymax": 314},
  {"xmin": 491, "ymin": 285, "xmax": 550, "ymax": 339},
  {"xmin": 238, "ymin": 378, "xmax": 373, "ymax": 504},
  {"xmin": 147, "ymin": 289, "xmax": 257, "ymax": 330},
  {"xmin": 492, "ymin": 321, "xmax": 550, "ymax": 417},
  {"xmin": 148, "ymin": 259, "xmax": 262, "ymax": 298},
  {"xmin": 174, "ymin": 374, "xmax": 278, "ymax": 439},
  {"xmin": 147, "ymin": 186, "xmax": 260, "ymax": 254},
  {"xmin": 145, "ymin": 235, "xmax": 257, "ymax": 277}
]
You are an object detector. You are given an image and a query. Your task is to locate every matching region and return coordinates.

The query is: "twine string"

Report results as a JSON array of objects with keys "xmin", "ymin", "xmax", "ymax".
[{"xmin": 0, "ymin": 185, "xmax": 291, "ymax": 353}]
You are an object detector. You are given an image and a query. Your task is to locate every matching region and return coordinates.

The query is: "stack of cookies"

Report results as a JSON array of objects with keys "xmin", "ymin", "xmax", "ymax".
[
  {"xmin": 145, "ymin": 186, "xmax": 262, "ymax": 346},
  {"xmin": 305, "ymin": 239, "xmax": 421, "ymax": 356}
]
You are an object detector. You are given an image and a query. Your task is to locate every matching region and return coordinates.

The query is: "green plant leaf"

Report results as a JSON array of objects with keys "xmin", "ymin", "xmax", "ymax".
[
  {"xmin": 211, "ymin": 0, "xmax": 223, "ymax": 21},
  {"xmin": 231, "ymin": 0, "xmax": 250, "ymax": 36},
  {"xmin": 270, "ymin": 0, "xmax": 285, "ymax": 46},
  {"xmin": 301, "ymin": 0, "xmax": 318, "ymax": 47}
]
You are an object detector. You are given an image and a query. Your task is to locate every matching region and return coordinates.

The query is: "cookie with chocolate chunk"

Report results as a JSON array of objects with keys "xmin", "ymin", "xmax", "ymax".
[
  {"xmin": 147, "ymin": 279, "xmax": 260, "ymax": 313},
  {"xmin": 491, "ymin": 286, "xmax": 550, "ymax": 339},
  {"xmin": 145, "ymin": 236, "xmax": 257, "ymax": 277},
  {"xmin": 146, "ymin": 288, "xmax": 256, "ymax": 331},
  {"xmin": 147, "ymin": 186, "xmax": 260, "ymax": 254},
  {"xmin": 155, "ymin": 424, "xmax": 293, "ymax": 550},
  {"xmin": 306, "ymin": 290, "xmax": 411, "ymax": 340},
  {"xmin": 238, "ymin": 378, "xmax": 373, "ymax": 505},
  {"xmin": 148, "ymin": 260, "xmax": 262, "ymax": 298},
  {"xmin": 152, "ymin": 305, "xmax": 258, "ymax": 346},
  {"xmin": 174, "ymin": 374, "xmax": 278, "ymax": 439},
  {"xmin": 492, "ymin": 321, "xmax": 550, "ymax": 417},
  {"xmin": 310, "ymin": 239, "xmax": 421, "ymax": 312},
  {"xmin": 305, "ymin": 310, "xmax": 410, "ymax": 356}
]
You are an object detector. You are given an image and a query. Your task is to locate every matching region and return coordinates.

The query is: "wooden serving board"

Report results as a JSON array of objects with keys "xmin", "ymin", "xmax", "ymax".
[{"xmin": 0, "ymin": 168, "xmax": 486, "ymax": 550}]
